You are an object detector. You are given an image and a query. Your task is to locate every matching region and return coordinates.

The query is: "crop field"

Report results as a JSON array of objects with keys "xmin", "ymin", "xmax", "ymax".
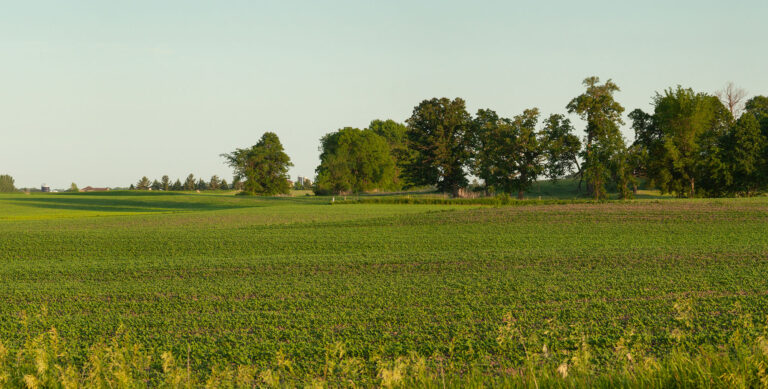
[{"xmin": 2, "ymin": 192, "xmax": 768, "ymax": 387}]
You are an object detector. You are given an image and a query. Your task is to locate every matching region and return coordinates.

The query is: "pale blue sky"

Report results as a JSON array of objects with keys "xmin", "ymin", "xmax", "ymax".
[{"xmin": 2, "ymin": 0, "xmax": 766, "ymax": 189}]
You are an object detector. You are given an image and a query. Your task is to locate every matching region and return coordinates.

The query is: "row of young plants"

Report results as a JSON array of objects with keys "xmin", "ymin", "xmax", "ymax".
[{"xmin": 3, "ymin": 299, "xmax": 768, "ymax": 388}]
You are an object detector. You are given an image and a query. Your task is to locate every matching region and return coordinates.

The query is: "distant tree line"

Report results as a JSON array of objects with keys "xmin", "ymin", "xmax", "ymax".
[
  {"xmin": 131, "ymin": 174, "xmax": 234, "ymax": 191},
  {"xmin": 314, "ymin": 78, "xmax": 768, "ymax": 199}
]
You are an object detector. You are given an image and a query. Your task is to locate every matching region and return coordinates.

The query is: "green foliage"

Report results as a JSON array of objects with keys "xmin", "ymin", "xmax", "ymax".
[
  {"xmin": 209, "ymin": 175, "xmax": 221, "ymax": 190},
  {"xmin": 196, "ymin": 178, "xmax": 207, "ymax": 191},
  {"xmin": 0, "ymin": 175, "xmax": 15, "ymax": 193},
  {"xmin": 406, "ymin": 97, "xmax": 472, "ymax": 195},
  {"xmin": 136, "ymin": 176, "xmax": 150, "ymax": 190},
  {"xmin": 541, "ymin": 114, "xmax": 582, "ymax": 180},
  {"xmin": 67, "ymin": 182, "xmax": 79, "ymax": 193},
  {"xmin": 369, "ymin": 119, "xmax": 412, "ymax": 189},
  {"xmin": 315, "ymin": 127, "xmax": 396, "ymax": 194},
  {"xmin": 184, "ymin": 174, "xmax": 196, "ymax": 191},
  {"xmin": 567, "ymin": 77, "xmax": 627, "ymax": 199},
  {"xmin": 150, "ymin": 179, "xmax": 161, "ymax": 191},
  {"xmin": 2, "ymin": 193, "xmax": 768, "ymax": 385},
  {"xmin": 471, "ymin": 108, "xmax": 546, "ymax": 199},
  {"xmin": 161, "ymin": 175, "xmax": 170, "ymax": 191},
  {"xmin": 171, "ymin": 179, "xmax": 183, "ymax": 191},
  {"xmin": 722, "ymin": 113, "xmax": 766, "ymax": 195},
  {"xmin": 222, "ymin": 132, "xmax": 293, "ymax": 195}
]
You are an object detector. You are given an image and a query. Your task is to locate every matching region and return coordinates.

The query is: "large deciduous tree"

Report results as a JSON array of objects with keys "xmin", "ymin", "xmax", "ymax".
[
  {"xmin": 471, "ymin": 108, "xmax": 545, "ymax": 199},
  {"xmin": 368, "ymin": 119, "xmax": 411, "ymax": 189},
  {"xmin": 315, "ymin": 127, "xmax": 396, "ymax": 194},
  {"xmin": 566, "ymin": 77, "xmax": 626, "ymax": 199},
  {"xmin": 406, "ymin": 97, "xmax": 472, "ymax": 196},
  {"xmin": 222, "ymin": 132, "xmax": 293, "ymax": 195},
  {"xmin": 649, "ymin": 87, "xmax": 729, "ymax": 197},
  {"xmin": 540, "ymin": 114, "xmax": 582, "ymax": 182},
  {"xmin": 721, "ymin": 113, "xmax": 765, "ymax": 195}
]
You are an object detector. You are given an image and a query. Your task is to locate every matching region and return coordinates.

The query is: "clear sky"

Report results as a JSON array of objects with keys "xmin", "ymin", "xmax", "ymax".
[{"xmin": 2, "ymin": 0, "xmax": 766, "ymax": 189}]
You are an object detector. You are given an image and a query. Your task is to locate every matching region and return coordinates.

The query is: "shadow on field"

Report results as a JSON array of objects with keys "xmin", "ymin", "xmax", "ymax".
[{"xmin": 5, "ymin": 195, "xmax": 248, "ymax": 213}]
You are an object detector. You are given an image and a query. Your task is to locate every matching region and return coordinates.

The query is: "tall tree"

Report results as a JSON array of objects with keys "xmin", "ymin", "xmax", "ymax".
[
  {"xmin": 566, "ymin": 77, "xmax": 626, "ymax": 199},
  {"xmin": 137, "ymin": 176, "xmax": 150, "ymax": 190},
  {"xmin": 315, "ymin": 127, "xmax": 396, "ymax": 194},
  {"xmin": 368, "ymin": 119, "xmax": 411, "ymax": 189},
  {"xmin": 209, "ymin": 175, "xmax": 221, "ymax": 190},
  {"xmin": 746, "ymin": 96, "xmax": 768, "ymax": 134},
  {"xmin": 161, "ymin": 175, "xmax": 170, "ymax": 191},
  {"xmin": 0, "ymin": 175, "xmax": 16, "ymax": 193},
  {"xmin": 184, "ymin": 174, "xmax": 196, "ymax": 190},
  {"xmin": 220, "ymin": 179, "xmax": 229, "ymax": 190},
  {"xmin": 406, "ymin": 97, "xmax": 472, "ymax": 196},
  {"xmin": 471, "ymin": 108, "xmax": 545, "ymax": 199},
  {"xmin": 151, "ymin": 179, "xmax": 161, "ymax": 191},
  {"xmin": 196, "ymin": 178, "xmax": 207, "ymax": 191},
  {"xmin": 647, "ymin": 87, "xmax": 730, "ymax": 197},
  {"xmin": 722, "ymin": 113, "xmax": 765, "ymax": 195},
  {"xmin": 171, "ymin": 179, "xmax": 183, "ymax": 191},
  {"xmin": 222, "ymin": 132, "xmax": 293, "ymax": 195},
  {"xmin": 67, "ymin": 183, "xmax": 79, "ymax": 192}
]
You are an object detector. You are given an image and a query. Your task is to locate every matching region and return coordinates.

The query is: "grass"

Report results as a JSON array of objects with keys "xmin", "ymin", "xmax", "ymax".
[{"xmin": 1, "ymin": 192, "xmax": 768, "ymax": 387}]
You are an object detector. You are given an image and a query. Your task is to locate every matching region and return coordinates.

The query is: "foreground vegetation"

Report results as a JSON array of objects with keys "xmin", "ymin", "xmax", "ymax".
[{"xmin": 2, "ymin": 192, "xmax": 768, "ymax": 387}]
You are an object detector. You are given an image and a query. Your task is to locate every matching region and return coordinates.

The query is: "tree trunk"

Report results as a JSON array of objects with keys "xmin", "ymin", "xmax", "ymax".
[
  {"xmin": 517, "ymin": 189, "xmax": 524, "ymax": 200},
  {"xmin": 689, "ymin": 178, "xmax": 695, "ymax": 198}
]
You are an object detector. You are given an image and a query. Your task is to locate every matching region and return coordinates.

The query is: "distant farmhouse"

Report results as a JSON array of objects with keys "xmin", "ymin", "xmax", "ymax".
[
  {"xmin": 41, "ymin": 184, "xmax": 51, "ymax": 193},
  {"xmin": 80, "ymin": 186, "xmax": 110, "ymax": 192}
]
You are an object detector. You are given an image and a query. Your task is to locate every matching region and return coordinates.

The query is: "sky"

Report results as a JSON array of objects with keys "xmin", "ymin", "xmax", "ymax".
[{"xmin": 2, "ymin": 0, "xmax": 767, "ymax": 189}]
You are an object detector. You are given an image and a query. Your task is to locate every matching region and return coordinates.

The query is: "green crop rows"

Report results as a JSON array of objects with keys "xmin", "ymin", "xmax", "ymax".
[{"xmin": 1, "ymin": 192, "xmax": 768, "ymax": 386}]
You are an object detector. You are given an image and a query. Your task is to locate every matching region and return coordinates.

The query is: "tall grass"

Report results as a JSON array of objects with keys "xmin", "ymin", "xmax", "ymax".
[{"xmin": 3, "ymin": 300, "xmax": 768, "ymax": 388}]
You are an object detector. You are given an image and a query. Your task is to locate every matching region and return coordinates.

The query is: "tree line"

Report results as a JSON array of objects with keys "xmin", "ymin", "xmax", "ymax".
[
  {"xmin": 314, "ymin": 78, "xmax": 768, "ymax": 199},
  {"xmin": 131, "ymin": 174, "xmax": 233, "ymax": 191}
]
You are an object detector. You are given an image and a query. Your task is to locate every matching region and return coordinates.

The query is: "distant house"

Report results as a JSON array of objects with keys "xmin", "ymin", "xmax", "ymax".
[
  {"xmin": 80, "ymin": 186, "xmax": 110, "ymax": 192},
  {"xmin": 41, "ymin": 185, "xmax": 51, "ymax": 193}
]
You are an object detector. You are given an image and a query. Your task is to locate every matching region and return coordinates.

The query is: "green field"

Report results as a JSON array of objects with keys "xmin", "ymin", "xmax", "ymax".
[{"xmin": 2, "ymin": 192, "xmax": 768, "ymax": 387}]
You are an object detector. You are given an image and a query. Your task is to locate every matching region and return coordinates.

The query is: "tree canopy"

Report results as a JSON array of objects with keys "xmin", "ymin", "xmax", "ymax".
[
  {"xmin": 566, "ymin": 77, "xmax": 627, "ymax": 199},
  {"xmin": 315, "ymin": 127, "xmax": 396, "ymax": 194},
  {"xmin": 406, "ymin": 97, "xmax": 472, "ymax": 195},
  {"xmin": 0, "ymin": 175, "xmax": 16, "ymax": 193},
  {"xmin": 222, "ymin": 132, "xmax": 293, "ymax": 195}
]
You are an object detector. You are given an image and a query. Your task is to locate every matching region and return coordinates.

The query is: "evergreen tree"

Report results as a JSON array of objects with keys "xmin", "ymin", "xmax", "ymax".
[
  {"xmin": 137, "ymin": 176, "xmax": 150, "ymax": 190},
  {"xmin": 220, "ymin": 179, "xmax": 229, "ymax": 190},
  {"xmin": 171, "ymin": 179, "xmax": 183, "ymax": 191},
  {"xmin": 209, "ymin": 175, "xmax": 220, "ymax": 190},
  {"xmin": 151, "ymin": 179, "xmax": 161, "ymax": 191},
  {"xmin": 184, "ymin": 174, "xmax": 196, "ymax": 190},
  {"xmin": 161, "ymin": 175, "xmax": 170, "ymax": 191},
  {"xmin": 196, "ymin": 178, "xmax": 207, "ymax": 191}
]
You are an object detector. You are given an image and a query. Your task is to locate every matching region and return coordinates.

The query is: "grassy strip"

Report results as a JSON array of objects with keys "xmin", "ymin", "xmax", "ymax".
[{"xmin": 2, "ymin": 301, "xmax": 768, "ymax": 388}]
